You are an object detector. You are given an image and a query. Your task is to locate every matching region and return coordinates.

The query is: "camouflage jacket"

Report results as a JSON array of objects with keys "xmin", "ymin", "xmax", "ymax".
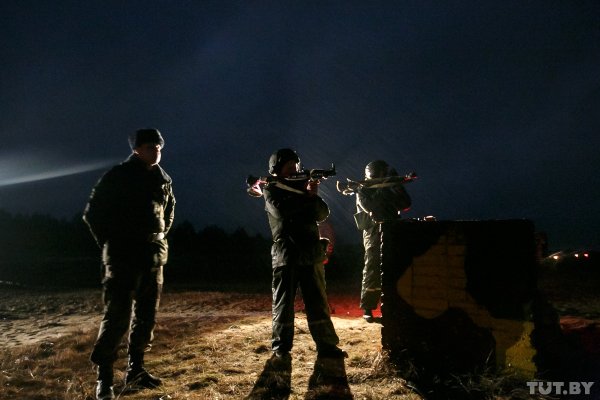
[
  {"xmin": 355, "ymin": 183, "xmax": 411, "ymax": 230},
  {"xmin": 83, "ymin": 155, "xmax": 175, "ymax": 267},
  {"xmin": 263, "ymin": 180, "xmax": 328, "ymax": 267}
]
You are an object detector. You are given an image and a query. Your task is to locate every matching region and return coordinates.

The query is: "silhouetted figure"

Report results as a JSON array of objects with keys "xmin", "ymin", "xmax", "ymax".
[
  {"xmin": 261, "ymin": 148, "xmax": 346, "ymax": 359},
  {"xmin": 355, "ymin": 160, "xmax": 411, "ymax": 322},
  {"xmin": 83, "ymin": 129, "xmax": 175, "ymax": 400}
]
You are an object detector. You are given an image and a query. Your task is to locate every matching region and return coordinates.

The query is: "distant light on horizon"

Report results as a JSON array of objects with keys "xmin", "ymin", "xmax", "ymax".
[{"xmin": 0, "ymin": 159, "xmax": 117, "ymax": 188}]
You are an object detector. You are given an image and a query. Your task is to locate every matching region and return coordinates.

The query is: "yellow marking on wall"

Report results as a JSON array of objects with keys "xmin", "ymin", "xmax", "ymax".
[{"xmin": 396, "ymin": 234, "xmax": 536, "ymax": 378}]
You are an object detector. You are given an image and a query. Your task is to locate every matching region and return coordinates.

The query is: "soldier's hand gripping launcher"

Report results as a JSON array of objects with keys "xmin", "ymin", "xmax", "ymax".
[
  {"xmin": 247, "ymin": 163, "xmax": 336, "ymax": 197},
  {"xmin": 336, "ymin": 171, "xmax": 417, "ymax": 196}
]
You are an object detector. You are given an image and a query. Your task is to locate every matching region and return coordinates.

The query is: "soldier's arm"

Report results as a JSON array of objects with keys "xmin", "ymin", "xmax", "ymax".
[
  {"xmin": 264, "ymin": 187, "xmax": 329, "ymax": 223},
  {"xmin": 356, "ymin": 188, "xmax": 379, "ymax": 213},
  {"xmin": 163, "ymin": 184, "xmax": 176, "ymax": 234},
  {"xmin": 390, "ymin": 184, "xmax": 411, "ymax": 212},
  {"xmin": 82, "ymin": 169, "xmax": 120, "ymax": 247}
]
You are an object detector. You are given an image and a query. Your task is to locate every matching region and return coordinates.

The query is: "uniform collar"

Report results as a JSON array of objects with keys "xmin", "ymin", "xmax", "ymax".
[{"xmin": 124, "ymin": 154, "xmax": 172, "ymax": 183}]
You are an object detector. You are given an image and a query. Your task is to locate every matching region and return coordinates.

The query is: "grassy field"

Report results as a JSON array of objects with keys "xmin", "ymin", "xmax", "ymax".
[
  {"xmin": 0, "ymin": 289, "xmax": 419, "ymax": 399},
  {"xmin": 0, "ymin": 274, "xmax": 597, "ymax": 399}
]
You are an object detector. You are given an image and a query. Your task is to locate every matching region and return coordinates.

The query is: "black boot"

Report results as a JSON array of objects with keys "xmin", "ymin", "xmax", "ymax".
[
  {"xmin": 95, "ymin": 364, "xmax": 114, "ymax": 400},
  {"xmin": 125, "ymin": 353, "xmax": 162, "ymax": 389},
  {"xmin": 362, "ymin": 309, "xmax": 374, "ymax": 323}
]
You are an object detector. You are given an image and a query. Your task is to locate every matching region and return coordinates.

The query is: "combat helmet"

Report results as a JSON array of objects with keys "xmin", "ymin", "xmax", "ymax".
[
  {"xmin": 365, "ymin": 160, "xmax": 389, "ymax": 179},
  {"xmin": 269, "ymin": 148, "xmax": 300, "ymax": 175}
]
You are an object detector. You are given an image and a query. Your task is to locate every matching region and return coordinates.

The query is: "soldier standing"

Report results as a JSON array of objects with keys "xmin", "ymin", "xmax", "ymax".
[
  {"xmin": 355, "ymin": 160, "xmax": 411, "ymax": 322},
  {"xmin": 262, "ymin": 148, "xmax": 345, "ymax": 359},
  {"xmin": 83, "ymin": 129, "xmax": 175, "ymax": 400}
]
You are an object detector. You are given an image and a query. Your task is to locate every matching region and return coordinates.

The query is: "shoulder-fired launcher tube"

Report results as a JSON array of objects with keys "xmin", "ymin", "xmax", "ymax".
[{"xmin": 246, "ymin": 163, "xmax": 336, "ymax": 197}]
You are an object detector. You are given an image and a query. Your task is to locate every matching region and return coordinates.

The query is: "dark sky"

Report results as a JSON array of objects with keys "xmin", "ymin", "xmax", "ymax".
[{"xmin": 1, "ymin": 1, "xmax": 599, "ymax": 250}]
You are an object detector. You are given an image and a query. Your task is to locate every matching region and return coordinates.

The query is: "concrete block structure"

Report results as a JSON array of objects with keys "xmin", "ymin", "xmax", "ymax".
[{"xmin": 380, "ymin": 219, "xmax": 539, "ymax": 378}]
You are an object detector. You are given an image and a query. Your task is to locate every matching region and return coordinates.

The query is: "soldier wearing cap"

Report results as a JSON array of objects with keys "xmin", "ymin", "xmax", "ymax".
[
  {"xmin": 262, "ymin": 148, "xmax": 345, "ymax": 360},
  {"xmin": 83, "ymin": 128, "xmax": 175, "ymax": 400}
]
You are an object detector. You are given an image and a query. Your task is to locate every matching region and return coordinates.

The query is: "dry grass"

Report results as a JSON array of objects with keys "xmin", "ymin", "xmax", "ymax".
[
  {"xmin": 0, "ymin": 289, "xmax": 423, "ymax": 399},
  {"xmin": 0, "ymin": 283, "xmax": 592, "ymax": 399}
]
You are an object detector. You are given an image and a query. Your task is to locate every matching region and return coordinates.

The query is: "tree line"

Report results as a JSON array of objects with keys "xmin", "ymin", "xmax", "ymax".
[{"xmin": 0, "ymin": 210, "xmax": 362, "ymax": 290}]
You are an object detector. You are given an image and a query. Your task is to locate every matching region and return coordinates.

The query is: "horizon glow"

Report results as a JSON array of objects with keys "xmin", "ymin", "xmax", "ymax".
[{"xmin": 0, "ymin": 159, "xmax": 117, "ymax": 188}]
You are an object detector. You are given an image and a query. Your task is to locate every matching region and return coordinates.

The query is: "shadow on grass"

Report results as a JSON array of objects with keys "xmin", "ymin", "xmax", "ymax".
[
  {"xmin": 305, "ymin": 355, "xmax": 353, "ymax": 399},
  {"xmin": 246, "ymin": 353, "xmax": 292, "ymax": 400},
  {"xmin": 245, "ymin": 353, "xmax": 353, "ymax": 400}
]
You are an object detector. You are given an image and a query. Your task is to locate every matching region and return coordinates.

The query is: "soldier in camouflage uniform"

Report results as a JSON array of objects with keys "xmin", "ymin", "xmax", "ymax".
[
  {"xmin": 263, "ymin": 148, "xmax": 345, "ymax": 360},
  {"xmin": 83, "ymin": 129, "xmax": 175, "ymax": 400},
  {"xmin": 355, "ymin": 160, "xmax": 411, "ymax": 322}
]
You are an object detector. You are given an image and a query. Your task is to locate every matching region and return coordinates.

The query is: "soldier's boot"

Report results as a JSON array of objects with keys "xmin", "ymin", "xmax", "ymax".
[
  {"xmin": 124, "ymin": 353, "xmax": 162, "ymax": 389},
  {"xmin": 95, "ymin": 364, "xmax": 115, "ymax": 400}
]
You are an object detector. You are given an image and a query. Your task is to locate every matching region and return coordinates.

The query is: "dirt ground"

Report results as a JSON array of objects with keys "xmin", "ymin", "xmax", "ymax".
[
  {"xmin": 1, "ymin": 287, "xmax": 416, "ymax": 399},
  {"xmin": 0, "ymin": 276, "xmax": 598, "ymax": 399},
  {"xmin": 1, "ymin": 274, "xmax": 598, "ymax": 352},
  {"xmin": 0, "ymin": 288, "xmax": 371, "ymax": 349}
]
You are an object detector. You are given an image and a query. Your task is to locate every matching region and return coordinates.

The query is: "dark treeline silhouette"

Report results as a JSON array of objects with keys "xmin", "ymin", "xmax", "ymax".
[
  {"xmin": 0, "ymin": 210, "xmax": 362, "ymax": 290},
  {"xmin": 167, "ymin": 222, "xmax": 273, "ymax": 289},
  {"xmin": 0, "ymin": 209, "xmax": 98, "ymax": 288}
]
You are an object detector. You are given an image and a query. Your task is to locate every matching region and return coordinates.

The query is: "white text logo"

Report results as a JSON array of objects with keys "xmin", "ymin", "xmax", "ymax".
[{"xmin": 527, "ymin": 381, "xmax": 594, "ymax": 396}]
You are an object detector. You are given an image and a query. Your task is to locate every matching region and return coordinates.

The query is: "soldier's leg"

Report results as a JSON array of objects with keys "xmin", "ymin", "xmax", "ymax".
[
  {"xmin": 299, "ymin": 262, "xmax": 340, "ymax": 353},
  {"xmin": 126, "ymin": 266, "xmax": 163, "ymax": 389},
  {"xmin": 90, "ymin": 265, "xmax": 135, "ymax": 366},
  {"xmin": 360, "ymin": 228, "xmax": 382, "ymax": 313},
  {"xmin": 271, "ymin": 265, "xmax": 298, "ymax": 355},
  {"xmin": 128, "ymin": 266, "xmax": 163, "ymax": 357}
]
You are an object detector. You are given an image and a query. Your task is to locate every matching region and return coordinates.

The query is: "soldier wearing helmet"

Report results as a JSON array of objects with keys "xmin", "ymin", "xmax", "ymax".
[
  {"xmin": 355, "ymin": 160, "xmax": 411, "ymax": 322},
  {"xmin": 262, "ymin": 148, "xmax": 345, "ymax": 360}
]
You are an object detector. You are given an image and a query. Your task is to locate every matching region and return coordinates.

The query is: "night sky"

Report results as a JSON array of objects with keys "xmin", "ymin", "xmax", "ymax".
[{"xmin": 1, "ymin": 1, "xmax": 599, "ymax": 250}]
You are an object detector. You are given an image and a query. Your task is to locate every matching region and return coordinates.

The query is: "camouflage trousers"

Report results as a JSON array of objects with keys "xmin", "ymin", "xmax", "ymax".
[
  {"xmin": 90, "ymin": 263, "xmax": 163, "ymax": 366},
  {"xmin": 271, "ymin": 262, "xmax": 339, "ymax": 353},
  {"xmin": 360, "ymin": 226, "xmax": 382, "ymax": 311}
]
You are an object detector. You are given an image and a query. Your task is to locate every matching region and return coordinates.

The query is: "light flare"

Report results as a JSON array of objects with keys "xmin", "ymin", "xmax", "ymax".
[{"xmin": 0, "ymin": 157, "xmax": 118, "ymax": 188}]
